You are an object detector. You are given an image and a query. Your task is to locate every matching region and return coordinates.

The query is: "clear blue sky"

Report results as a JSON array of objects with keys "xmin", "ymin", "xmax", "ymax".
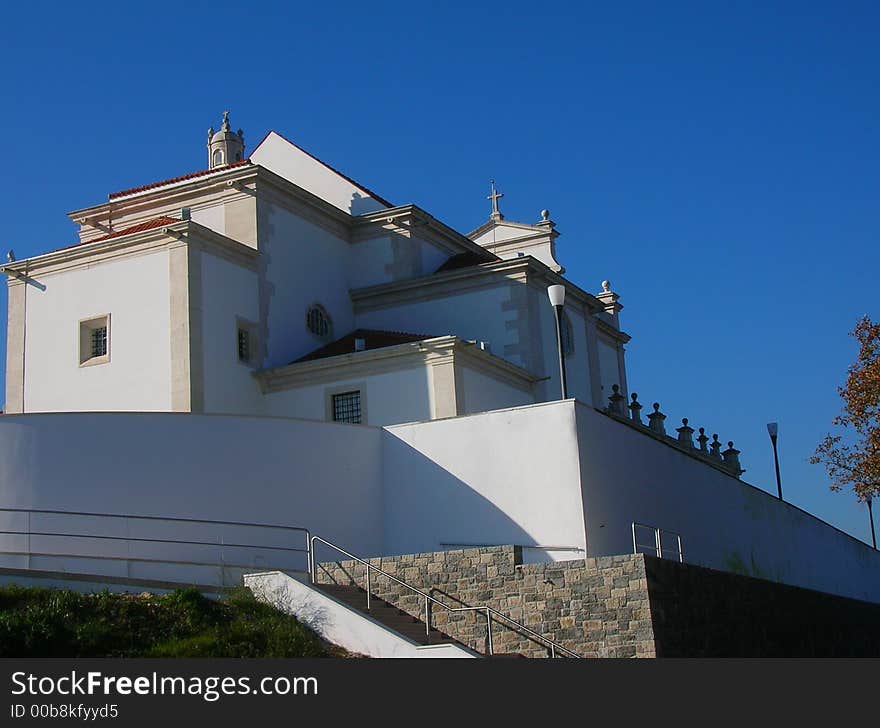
[{"xmin": 1, "ymin": 2, "xmax": 877, "ymax": 544}]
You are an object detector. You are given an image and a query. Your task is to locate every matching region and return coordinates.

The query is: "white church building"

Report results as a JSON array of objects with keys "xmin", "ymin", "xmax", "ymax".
[{"xmin": 1, "ymin": 113, "xmax": 878, "ymax": 609}]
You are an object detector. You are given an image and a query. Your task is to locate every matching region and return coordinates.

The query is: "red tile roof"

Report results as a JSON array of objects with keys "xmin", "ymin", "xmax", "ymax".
[
  {"xmin": 435, "ymin": 250, "xmax": 498, "ymax": 273},
  {"xmin": 293, "ymin": 329, "xmax": 436, "ymax": 364},
  {"xmin": 108, "ymin": 160, "xmax": 251, "ymax": 199},
  {"xmin": 91, "ymin": 216, "xmax": 181, "ymax": 242},
  {"xmin": 44, "ymin": 216, "xmax": 181, "ymax": 256}
]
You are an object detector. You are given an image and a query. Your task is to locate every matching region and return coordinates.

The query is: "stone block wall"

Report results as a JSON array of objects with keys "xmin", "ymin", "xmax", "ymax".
[
  {"xmin": 317, "ymin": 546, "xmax": 656, "ymax": 658},
  {"xmin": 318, "ymin": 546, "xmax": 880, "ymax": 658},
  {"xmin": 645, "ymin": 556, "xmax": 880, "ymax": 657}
]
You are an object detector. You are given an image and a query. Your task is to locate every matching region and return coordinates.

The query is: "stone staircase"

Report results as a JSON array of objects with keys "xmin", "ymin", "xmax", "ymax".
[
  {"xmin": 314, "ymin": 582, "xmax": 464, "ymax": 649},
  {"xmin": 313, "ymin": 582, "xmax": 526, "ymax": 657}
]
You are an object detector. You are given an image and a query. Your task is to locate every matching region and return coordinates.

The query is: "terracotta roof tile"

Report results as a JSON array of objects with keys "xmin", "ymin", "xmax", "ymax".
[
  {"xmin": 91, "ymin": 216, "xmax": 181, "ymax": 242},
  {"xmin": 434, "ymin": 250, "xmax": 498, "ymax": 273},
  {"xmin": 45, "ymin": 216, "xmax": 181, "ymax": 256},
  {"xmin": 108, "ymin": 160, "xmax": 251, "ymax": 199},
  {"xmin": 293, "ymin": 329, "xmax": 436, "ymax": 363}
]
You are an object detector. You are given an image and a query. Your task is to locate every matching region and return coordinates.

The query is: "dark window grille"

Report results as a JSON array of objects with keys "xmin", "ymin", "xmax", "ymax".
[
  {"xmin": 306, "ymin": 305, "xmax": 330, "ymax": 338},
  {"xmin": 90, "ymin": 326, "xmax": 107, "ymax": 358},
  {"xmin": 332, "ymin": 391, "xmax": 361, "ymax": 424},
  {"xmin": 238, "ymin": 328, "xmax": 250, "ymax": 362}
]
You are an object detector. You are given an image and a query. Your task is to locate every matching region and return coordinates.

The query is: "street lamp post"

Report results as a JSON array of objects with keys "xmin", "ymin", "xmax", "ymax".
[
  {"xmin": 547, "ymin": 284, "xmax": 568, "ymax": 400},
  {"xmin": 767, "ymin": 422, "xmax": 783, "ymax": 501},
  {"xmin": 867, "ymin": 497, "xmax": 877, "ymax": 550}
]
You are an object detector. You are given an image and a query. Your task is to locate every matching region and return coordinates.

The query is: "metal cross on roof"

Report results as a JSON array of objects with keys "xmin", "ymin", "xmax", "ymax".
[{"xmin": 488, "ymin": 179, "xmax": 504, "ymax": 221}]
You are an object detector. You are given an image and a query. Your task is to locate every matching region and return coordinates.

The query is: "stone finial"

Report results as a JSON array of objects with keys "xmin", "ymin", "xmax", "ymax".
[
  {"xmin": 697, "ymin": 427, "xmax": 709, "ymax": 453},
  {"xmin": 596, "ymin": 280, "xmax": 623, "ymax": 329},
  {"xmin": 676, "ymin": 418, "xmax": 695, "ymax": 448},
  {"xmin": 207, "ymin": 126, "xmax": 215, "ymax": 142},
  {"xmin": 709, "ymin": 433, "xmax": 722, "ymax": 460},
  {"xmin": 647, "ymin": 402, "xmax": 666, "ymax": 435},
  {"xmin": 628, "ymin": 392, "xmax": 643, "ymax": 424},
  {"xmin": 538, "ymin": 209, "xmax": 556, "ymax": 229},
  {"xmin": 607, "ymin": 384, "xmax": 626, "ymax": 417},
  {"xmin": 722, "ymin": 441, "xmax": 744, "ymax": 476}
]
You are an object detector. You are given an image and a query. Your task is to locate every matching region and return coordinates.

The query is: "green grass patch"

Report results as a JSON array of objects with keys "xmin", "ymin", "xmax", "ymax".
[{"xmin": 0, "ymin": 584, "xmax": 340, "ymax": 657}]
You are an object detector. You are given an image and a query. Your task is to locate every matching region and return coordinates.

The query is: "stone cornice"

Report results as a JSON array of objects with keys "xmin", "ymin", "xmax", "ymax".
[
  {"xmin": 68, "ymin": 165, "xmax": 260, "ymax": 223},
  {"xmin": 354, "ymin": 205, "xmax": 494, "ymax": 258},
  {"xmin": 351, "ymin": 256, "xmax": 605, "ymax": 315},
  {"xmin": 256, "ymin": 335, "xmax": 539, "ymax": 393},
  {"xmin": 467, "ymin": 218, "xmax": 559, "ymax": 240},
  {"xmin": 596, "ymin": 318, "xmax": 632, "ymax": 345},
  {"xmin": 2, "ymin": 220, "xmax": 258, "ymax": 282}
]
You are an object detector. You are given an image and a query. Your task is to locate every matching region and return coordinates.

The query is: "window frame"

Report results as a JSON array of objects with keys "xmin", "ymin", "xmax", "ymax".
[
  {"xmin": 78, "ymin": 314, "xmax": 111, "ymax": 368},
  {"xmin": 325, "ymin": 383, "xmax": 367, "ymax": 425},
  {"xmin": 235, "ymin": 317, "xmax": 259, "ymax": 368},
  {"xmin": 305, "ymin": 303, "xmax": 332, "ymax": 341}
]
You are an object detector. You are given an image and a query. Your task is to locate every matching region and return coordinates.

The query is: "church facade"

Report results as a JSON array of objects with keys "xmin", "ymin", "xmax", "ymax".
[
  {"xmin": 3, "ymin": 113, "xmax": 628, "ymax": 423},
  {"xmin": 1, "ymin": 114, "xmax": 878, "ymax": 607}
]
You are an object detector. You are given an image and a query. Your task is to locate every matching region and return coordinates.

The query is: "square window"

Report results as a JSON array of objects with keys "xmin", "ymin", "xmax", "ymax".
[
  {"xmin": 332, "ymin": 391, "xmax": 362, "ymax": 424},
  {"xmin": 79, "ymin": 315, "xmax": 110, "ymax": 366},
  {"xmin": 236, "ymin": 319, "xmax": 258, "ymax": 367},
  {"xmin": 238, "ymin": 327, "xmax": 250, "ymax": 363}
]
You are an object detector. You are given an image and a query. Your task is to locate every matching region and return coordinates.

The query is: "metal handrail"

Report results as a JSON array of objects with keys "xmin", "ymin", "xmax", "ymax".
[
  {"xmin": 0, "ymin": 507, "xmax": 579, "ymax": 657},
  {"xmin": 0, "ymin": 507, "xmax": 313, "ymax": 576},
  {"xmin": 309, "ymin": 535, "xmax": 580, "ymax": 658},
  {"xmin": 632, "ymin": 521, "xmax": 683, "ymax": 563}
]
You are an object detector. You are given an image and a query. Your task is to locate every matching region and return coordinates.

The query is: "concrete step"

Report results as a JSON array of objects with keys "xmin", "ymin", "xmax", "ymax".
[{"xmin": 312, "ymin": 582, "xmax": 468, "ymax": 649}]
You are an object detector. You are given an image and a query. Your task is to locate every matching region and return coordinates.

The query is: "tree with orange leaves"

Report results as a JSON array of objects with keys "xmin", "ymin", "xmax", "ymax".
[{"xmin": 810, "ymin": 316, "xmax": 880, "ymax": 502}]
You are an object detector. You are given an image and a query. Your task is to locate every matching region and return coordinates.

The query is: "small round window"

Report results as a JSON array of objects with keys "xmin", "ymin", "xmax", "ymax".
[{"xmin": 306, "ymin": 304, "xmax": 332, "ymax": 339}]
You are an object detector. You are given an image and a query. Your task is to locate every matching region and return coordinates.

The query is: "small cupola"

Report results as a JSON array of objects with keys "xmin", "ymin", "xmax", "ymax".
[{"xmin": 207, "ymin": 111, "xmax": 245, "ymax": 169}]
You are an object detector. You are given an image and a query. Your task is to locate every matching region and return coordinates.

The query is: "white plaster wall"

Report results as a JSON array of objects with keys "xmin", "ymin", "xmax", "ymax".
[
  {"xmin": 457, "ymin": 364, "xmax": 534, "ymax": 415},
  {"xmin": 573, "ymin": 401, "xmax": 880, "ymax": 603},
  {"xmin": 259, "ymin": 199, "xmax": 356, "ymax": 366},
  {"xmin": 199, "ymin": 251, "xmax": 264, "ymax": 415},
  {"xmin": 245, "ymin": 572, "xmax": 476, "ymax": 658},
  {"xmin": 356, "ymin": 284, "xmax": 528, "ymax": 369},
  {"xmin": 190, "ymin": 203, "xmax": 225, "ymax": 238},
  {"xmin": 251, "ymin": 132, "xmax": 388, "ymax": 215},
  {"xmin": 264, "ymin": 365, "xmax": 432, "ymax": 426},
  {"xmin": 348, "ymin": 234, "xmax": 450, "ymax": 289},
  {"xmin": 21, "ymin": 251, "xmax": 172, "ymax": 412},
  {"xmin": 382, "ymin": 402, "xmax": 588, "ymax": 561},
  {"xmin": 597, "ymin": 337, "xmax": 621, "ymax": 399},
  {"xmin": 0, "ymin": 413, "xmax": 384, "ymax": 583},
  {"xmin": 563, "ymin": 306, "xmax": 592, "ymax": 405}
]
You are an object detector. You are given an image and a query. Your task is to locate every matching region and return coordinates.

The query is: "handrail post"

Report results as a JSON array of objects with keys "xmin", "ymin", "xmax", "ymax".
[
  {"xmin": 655, "ymin": 527, "xmax": 662, "ymax": 558},
  {"xmin": 486, "ymin": 608, "xmax": 493, "ymax": 655},
  {"xmin": 366, "ymin": 565, "xmax": 371, "ymax": 611},
  {"xmin": 305, "ymin": 530, "xmax": 312, "ymax": 582},
  {"xmin": 631, "ymin": 522, "xmax": 637, "ymax": 555},
  {"xmin": 425, "ymin": 595, "xmax": 431, "ymax": 640},
  {"xmin": 551, "ymin": 644, "xmax": 556, "ymax": 658}
]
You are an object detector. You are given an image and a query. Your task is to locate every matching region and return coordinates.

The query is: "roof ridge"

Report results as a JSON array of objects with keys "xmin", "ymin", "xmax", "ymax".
[{"xmin": 108, "ymin": 160, "xmax": 251, "ymax": 199}]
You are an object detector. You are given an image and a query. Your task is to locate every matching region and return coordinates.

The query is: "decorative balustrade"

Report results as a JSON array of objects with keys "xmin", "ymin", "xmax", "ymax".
[{"xmin": 605, "ymin": 385, "xmax": 745, "ymax": 477}]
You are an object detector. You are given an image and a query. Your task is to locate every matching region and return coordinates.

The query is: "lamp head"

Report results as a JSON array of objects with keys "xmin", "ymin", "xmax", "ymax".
[
  {"xmin": 767, "ymin": 422, "xmax": 779, "ymax": 439},
  {"xmin": 547, "ymin": 284, "xmax": 565, "ymax": 307}
]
